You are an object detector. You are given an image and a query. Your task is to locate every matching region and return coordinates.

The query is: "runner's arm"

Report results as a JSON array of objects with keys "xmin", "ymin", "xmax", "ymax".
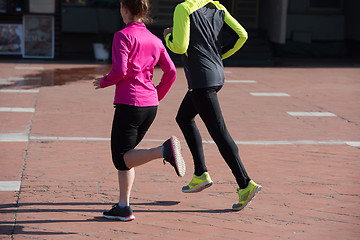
[
  {"xmin": 218, "ymin": 6, "xmax": 248, "ymax": 60},
  {"xmin": 165, "ymin": 4, "xmax": 190, "ymax": 55},
  {"xmin": 100, "ymin": 32, "xmax": 129, "ymax": 88},
  {"xmin": 156, "ymin": 47, "xmax": 176, "ymax": 101}
]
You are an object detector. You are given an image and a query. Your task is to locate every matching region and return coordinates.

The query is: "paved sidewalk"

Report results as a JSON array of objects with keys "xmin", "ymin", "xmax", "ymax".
[{"xmin": 0, "ymin": 60, "xmax": 359, "ymax": 239}]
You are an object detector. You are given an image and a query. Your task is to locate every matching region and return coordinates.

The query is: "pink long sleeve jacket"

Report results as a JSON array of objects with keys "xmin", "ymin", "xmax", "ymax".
[{"xmin": 100, "ymin": 22, "xmax": 176, "ymax": 107}]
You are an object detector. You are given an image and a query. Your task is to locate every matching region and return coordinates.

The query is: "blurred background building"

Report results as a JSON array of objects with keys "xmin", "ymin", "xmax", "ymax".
[{"xmin": 0, "ymin": 0, "xmax": 359, "ymax": 65}]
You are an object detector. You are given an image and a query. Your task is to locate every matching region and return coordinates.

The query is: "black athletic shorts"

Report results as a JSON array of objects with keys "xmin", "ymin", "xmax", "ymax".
[{"xmin": 111, "ymin": 104, "xmax": 157, "ymax": 170}]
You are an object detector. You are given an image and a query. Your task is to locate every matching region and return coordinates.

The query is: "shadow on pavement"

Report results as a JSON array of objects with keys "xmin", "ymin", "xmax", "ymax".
[{"xmin": 0, "ymin": 225, "xmax": 77, "ymax": 236}]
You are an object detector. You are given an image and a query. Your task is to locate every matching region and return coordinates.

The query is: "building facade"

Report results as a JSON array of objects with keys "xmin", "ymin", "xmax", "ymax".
[{"xmin": 0, "ymin": 0, "xmax": 359, "ymax": 62}]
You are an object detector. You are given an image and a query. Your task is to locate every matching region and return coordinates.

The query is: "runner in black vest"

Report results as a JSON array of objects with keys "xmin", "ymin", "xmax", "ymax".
[{"xmin": 164, "ymin": 0, "xmax": 262, "ymax": 211}]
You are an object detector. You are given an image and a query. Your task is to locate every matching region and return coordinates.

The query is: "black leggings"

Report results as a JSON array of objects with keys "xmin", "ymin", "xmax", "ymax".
[
  {"xmin": 111, "ymin": 104, "xmax": 157, "ymax": 171},
  {"xmin": 176, "ymin": 86, "xmax": 250, "ymax": 188}
]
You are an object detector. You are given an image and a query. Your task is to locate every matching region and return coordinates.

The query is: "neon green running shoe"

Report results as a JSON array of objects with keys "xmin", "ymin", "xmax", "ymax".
[
  {"xmin": 182, "ymin": 172, "xmax": 213, "ymax": 193},
  {"xmin": 232, "ymin": 180, "xmax": 262, "ymax": 211}
]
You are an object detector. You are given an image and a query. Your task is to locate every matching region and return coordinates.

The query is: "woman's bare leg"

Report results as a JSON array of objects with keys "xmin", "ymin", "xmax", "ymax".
[
  {"xmin": 117, "ymin": 146, "xmax": 162, "ymax": 206},
  {"xmin": 118, "ymin": 168, "xmax": 135, "ymax": 206},
  {"xmin": 123, "ymin": 146, "xmax": 162, "ymax": 169}
]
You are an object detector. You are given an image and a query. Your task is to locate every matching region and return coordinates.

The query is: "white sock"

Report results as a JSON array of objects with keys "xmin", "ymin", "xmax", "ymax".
[{"xmin": 118, "ymin": 202, "xmax": 129, "ymax": 208}]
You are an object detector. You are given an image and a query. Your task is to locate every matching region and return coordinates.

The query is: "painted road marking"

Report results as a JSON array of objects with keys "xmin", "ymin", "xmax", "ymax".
[
  {"xmin": 287, "ymin": 112, "xmax": 336, "ymax": 117},
  {"xmin": 3, "ymin": 133, "xmax": 358, "ymax": 147},
  {"xmin": 225, "ymin": 80, "xmax": 257, "ymax": 83},
  {"xmin": 0, "ymin": 181, "xmax": 21, "ymax": 191},
  {"xmin": 346, "ymin": 142, "xmax": 360, "ymax": 147},
  {"xmin": 0, "ymin": 107, "xmax": 35, "ymax": 113},
  {"xmin": 0, "ymin": 77, "xmax": 41, "ymax": 85},
  {"xmin": 250, "ymin": 92, "xmax": 290, "ymax": 96},
  {"xmin": 0, "ymin": 78, "xmax": 10, "ymax": 84},
  {"xmin": 8, "ymin": 76, "xmax": 41, "ymax": 81},
  {"xmin": 0, "ymin": 89, "xmax": 39, "ymax": 93},
  {"xmin": 14, "ymin": 66, "xmax": 44, "ymax": 70},
  {"xmin": 0, "ymin": 133, "xmax": 29, "ymax": 142},
  {"xmin": 6, "ymin": 77, "xmax": 25, "ymax": 81},
  {"xmin": 30, "ymin": 136, "xmax": 110, "ymax": 141},
  {"xmin": 235, "ymin": 140, "xmax": 344, "ymax": 145},
  {"xmin": 28, "ymin": 136, "xmax": 360, "ymax": 147}
]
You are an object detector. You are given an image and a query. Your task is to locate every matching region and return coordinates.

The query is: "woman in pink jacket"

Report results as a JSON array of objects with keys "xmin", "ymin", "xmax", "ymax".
[{"xmin": 93, "ymin": 0, "xmax": 185, "ymax": 221}]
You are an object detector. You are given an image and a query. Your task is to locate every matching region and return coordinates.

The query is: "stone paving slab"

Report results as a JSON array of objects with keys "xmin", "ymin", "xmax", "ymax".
[{"xmin": 0, "ymin": 61, "xmax": 359, "ymax": 239}]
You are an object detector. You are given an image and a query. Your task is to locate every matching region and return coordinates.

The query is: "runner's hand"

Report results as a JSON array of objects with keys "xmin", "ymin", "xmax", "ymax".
[
  {"xmin": 163, "ymin": 27, "xmax": 173, "ymax": 40},
  {"xmin": 93, "ymin": 77, "xmax": 102, "ymax": 89},
  {"xmin": 93, "ymin": 74, "xmax": 107, "ymax": 90}
]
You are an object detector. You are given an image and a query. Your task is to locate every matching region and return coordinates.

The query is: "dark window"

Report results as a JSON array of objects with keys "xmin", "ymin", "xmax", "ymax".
[
  {"xmin": 0, "ymin": 0, "xmax": 6, "ymax": 13},
  {"xmin": 309, "ymin": 0, "xmax": 342, "ymax": 9},
  {"xmin": 8, "ymin": 0, "xmax": 24, "ymax": 14}
]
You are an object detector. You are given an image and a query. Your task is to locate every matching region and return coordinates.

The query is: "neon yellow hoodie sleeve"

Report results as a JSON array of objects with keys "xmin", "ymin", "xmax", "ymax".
[
  {"xmin": 220, "ymin": 6, "xmax": 248, "ymax": 60},
  {"xmin": 165, "ymin": 4, "xmax": 190, "ymax": 55},
  {"xmin": 166, "ymin": 1, "xmax": 247, "ymax": 59}
]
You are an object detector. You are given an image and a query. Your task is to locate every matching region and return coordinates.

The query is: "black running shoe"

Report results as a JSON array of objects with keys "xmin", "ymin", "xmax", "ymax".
[
  {"xmin": 103, "ymin": 204, "xmax": 135, "ymax": 221},
  {"xmin": 162, "ymin": 136, "xmax": 186, "ymax": 177}
]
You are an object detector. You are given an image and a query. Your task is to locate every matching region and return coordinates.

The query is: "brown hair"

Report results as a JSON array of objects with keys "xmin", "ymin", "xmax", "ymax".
[{"xmin": 120, "ymin": 0, "xmax": 153, "ymax": 24}]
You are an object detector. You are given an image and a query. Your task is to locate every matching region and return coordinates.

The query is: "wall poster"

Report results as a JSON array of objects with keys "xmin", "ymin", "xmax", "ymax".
[
  {"xmin": 0, "ymin": 24, "xmax": 22, "ymax": 55},
  {"xmin": 0, "ymin": 0, "xmax": 6, "ymax": 13},
  {"xmin": 23, "ymin": 15, "xmax": 54, "ymax": 59}
]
